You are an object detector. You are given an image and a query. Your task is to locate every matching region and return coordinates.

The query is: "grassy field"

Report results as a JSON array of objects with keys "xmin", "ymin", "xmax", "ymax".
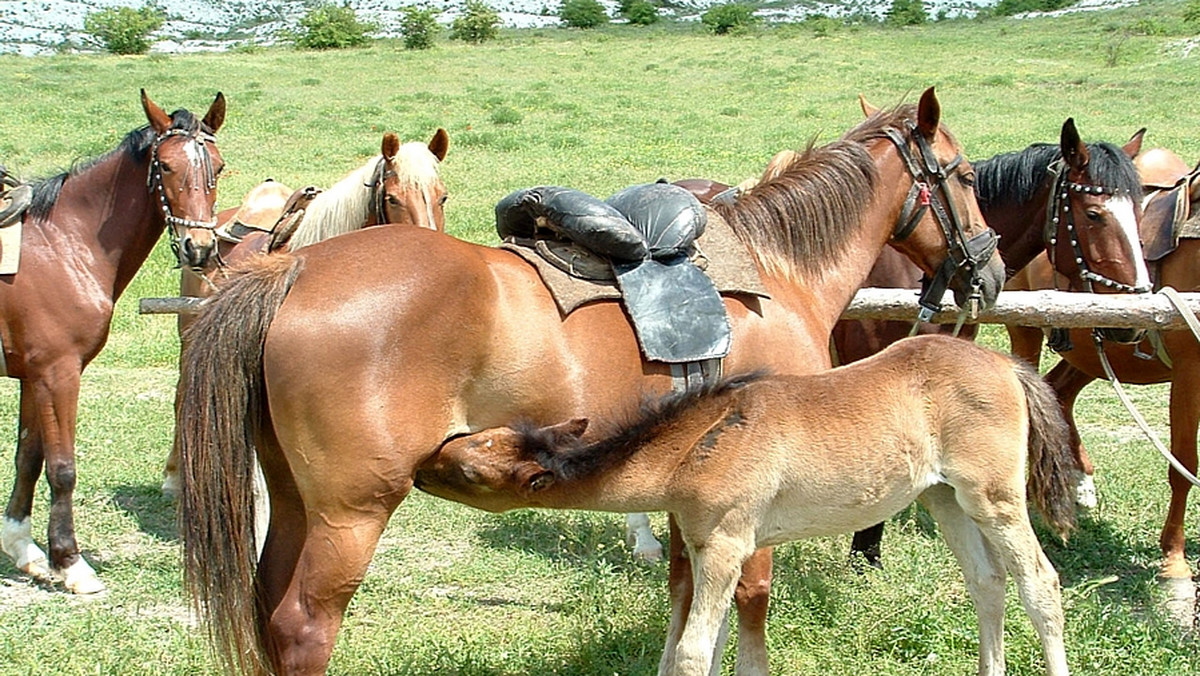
[{"xmin": 0, "ymin": 3, "xmax": 1199, "ymax": 674}]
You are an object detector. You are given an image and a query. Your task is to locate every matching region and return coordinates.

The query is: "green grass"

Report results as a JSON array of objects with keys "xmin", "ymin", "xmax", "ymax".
[{"xmin": 1, "ymin": 3, "xmax": 1199, "ymax": 673}]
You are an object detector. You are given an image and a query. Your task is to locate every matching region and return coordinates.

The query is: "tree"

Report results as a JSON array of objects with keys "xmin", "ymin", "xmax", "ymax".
[
  {"xmin": 700, "ymin": 3, "xmax": 760, "ymax": 34},
  {"xmin": 401, "ymin": 5, "xmax": 442, "ymax": 49},
  {"xmin": 621, "ymin": 0, "xmax": 660, "ymax": 25},
  {"xmin": 296, "ymin": 3, "xmax": 376, "ymax": 49},
  {"xmin": 451, "ymin": 1, "xmax": 501, "ymax": 43},
  {"xmin": 560, "ymin": 0, "xmax": 609, "ymax": 28},
  {"xmin": 886, "ymin": 0, "xmax": 927, "ymax": 26},
  {"xmin": 83, "ymin": 4, "xmax": 165, "ymax": 55}
]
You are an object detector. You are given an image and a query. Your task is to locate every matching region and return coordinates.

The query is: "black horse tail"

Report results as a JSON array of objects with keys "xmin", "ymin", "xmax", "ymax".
[
  {"xmin": 1014, "ymin": 357, "xmax": 1077, "ymax": 540},
  {"xmin": 177, "ymin": 253, "xmax": 304, "ymax": 676}
]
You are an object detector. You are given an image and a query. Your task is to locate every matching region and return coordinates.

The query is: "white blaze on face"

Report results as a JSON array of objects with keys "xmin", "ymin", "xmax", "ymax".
[
  {"xmin": 1105, "ymin": 194, "xmax": 1151, "ymax": 290},
  {"xmin": 182, "ymin": 138, "xmax": 203, "ymax": 168}
]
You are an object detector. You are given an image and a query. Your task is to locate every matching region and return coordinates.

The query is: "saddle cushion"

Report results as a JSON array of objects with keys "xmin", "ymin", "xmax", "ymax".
[
  {"xmin": 605, "ymin": 182, "xmax": 707, "ymax": 259},
  {"xmin": 495, "ymin": 186, "xmax": 648, "ymax": 261}
]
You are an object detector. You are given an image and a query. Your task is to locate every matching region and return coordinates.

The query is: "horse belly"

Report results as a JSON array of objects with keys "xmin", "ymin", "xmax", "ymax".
[{"xmin": 755, "ymin": 478, "xmax": 932, "ymax": 546}]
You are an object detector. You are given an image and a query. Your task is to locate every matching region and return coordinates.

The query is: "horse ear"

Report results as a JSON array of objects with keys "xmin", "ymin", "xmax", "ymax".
[
  {"xmin": 546, "ymin": 418, "xmax": 588, "ymax": 444},
  {"xmin": 429, "ymin": 128, "xmax": 450, "ymax": 162},
  {"xmin": 202, "ymin": 92, "xmax": 226, "ymax": 133},
  {"xmin": 1060, "ymin": 118, "xmax": 1090, "ymax": 171},
  {"xmin": 1123, "ymin": 127, "xmax": 1146, "ymax": 159},
  {"xmin": 381, "ymin": 132, "xmax": 400, "ymax": 160},
  {"xmin": 141, "ymin": 89, "xmax": 172, "ymax": 135},
  {"xmin": 858, "ymin": 94, "xmax": 879, "ymax": 118},
  {"xmin": 916, "ymin": 87, "xmax": 941, "ymax": 139}
]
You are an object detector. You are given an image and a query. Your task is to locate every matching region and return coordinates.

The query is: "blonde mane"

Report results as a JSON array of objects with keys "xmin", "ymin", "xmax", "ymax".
[{"xmin": 285, "ymin": 142, "xmax": 443, "ymax": 251}]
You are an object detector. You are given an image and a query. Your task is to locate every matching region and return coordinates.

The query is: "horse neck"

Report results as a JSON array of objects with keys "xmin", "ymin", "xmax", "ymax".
[
  {"xmin": 46, "ymin": 151, "xmax": 162, "ymax": 298},
  {"xmin": 285, "ymin": 163, "xmax": 373, "ymax": 250},
  {"xmin": 982, "ymin": 182, "xmax": 1051, "ymax": 277}
]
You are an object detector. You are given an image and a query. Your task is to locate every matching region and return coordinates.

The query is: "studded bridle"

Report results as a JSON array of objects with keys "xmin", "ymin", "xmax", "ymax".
[
  {"xmin": 885, "ymin": 121, "xmax": 999, "ymax": 322},
  {"xmin": 366, "ymin": 155, "xmax": 398, "ymax": 226},
  {"xmin": 147, "ymin": 127, "xmax": 219, "ymax": 264},
  {"xmin": 1043, "ymin": 158, "xmax": 1151, "ymax": 295}
]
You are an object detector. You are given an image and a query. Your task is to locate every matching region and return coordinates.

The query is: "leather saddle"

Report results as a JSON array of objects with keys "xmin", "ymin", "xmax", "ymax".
[
  {"xmin": 496, "ymin": 182, "xmax": 731, "ymax": 363},
  {"xmin": 0, "ymin": 166, "xmax": 31, "ymax": 229},
  {"xmin": 1138, "ymin": 150, "xmax": 1200, "ymax": 262}
]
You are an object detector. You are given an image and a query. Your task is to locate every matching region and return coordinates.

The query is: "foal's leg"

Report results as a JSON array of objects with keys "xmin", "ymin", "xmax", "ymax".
[
  {"xmin": 664, "ymin": 530, "xmax": 755, "ymax": 676},
  {"xmin": 918, "ymin": 485, "xmax": 1009, "ymax": 676}
]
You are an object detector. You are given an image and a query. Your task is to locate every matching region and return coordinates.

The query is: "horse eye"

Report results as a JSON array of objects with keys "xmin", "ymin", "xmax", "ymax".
[
  {"xmin": 1086, "ymin": 210, "xmax": 1104, "ymax": 222},
  {"xmin": 386, "ymin": 196, "xmax": 401, "ymax": 206},
  {"xmin": 438, "ymin": 195, "xmax": 449, "ymax": 205},
  {"xmin": 959, "ymin": 172, "xmax": 975, "ymax": 187}
]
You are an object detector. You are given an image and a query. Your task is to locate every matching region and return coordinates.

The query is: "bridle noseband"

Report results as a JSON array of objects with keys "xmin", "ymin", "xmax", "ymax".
[
  {"xmin": 148, "ymin": 127, "xmax": 219, "ymax": 265},
  {"xmin": 885, "ymin": 121, "xmax": 999, "ymax": 322},
  {"xmin": 1043, "ymin": 159, "xmax": 1150, "ymax": 295}
]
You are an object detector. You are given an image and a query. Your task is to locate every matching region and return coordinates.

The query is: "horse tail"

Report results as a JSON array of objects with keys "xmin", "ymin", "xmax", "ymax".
[
  {"xmin": 1013, "ymin": 357, "xmax": 1077, "ymax": 540},
  {"xmin": 177, "ymin": 253, "xmax": 304, "ymax": 676}
]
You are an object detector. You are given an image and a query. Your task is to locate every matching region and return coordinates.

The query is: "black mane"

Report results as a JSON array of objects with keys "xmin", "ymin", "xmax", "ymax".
[
  {"xmin": 28, "ymin": 108, "xmax": 208, "ymax": 221},
  {"xmin": 975, "ymin": 141, "xmax": 1142, "ymax": 211}
]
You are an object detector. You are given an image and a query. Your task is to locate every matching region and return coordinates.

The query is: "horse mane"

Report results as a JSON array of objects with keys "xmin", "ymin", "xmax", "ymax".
[
  {"xmin": 28, "ymin": 109, "xmax": 208, "ymax": 222},
  {"xmin": 709, "ymin": 108, "xmax": 931, "ymax": 281},
  {"xmin": 515, "ymin": 372, "xmax": 768, "ymax": 482},
  {"xmin": 285, "ymin": 141, "xmax": 442, "ymax": 251},
  {"xmin": 975, "ymin": 141, "xmax": 1143, "ymax": 211}
]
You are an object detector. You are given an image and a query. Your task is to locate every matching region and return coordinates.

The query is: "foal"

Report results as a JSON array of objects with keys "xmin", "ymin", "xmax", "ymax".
[{"xmin": 416, "ymin": 335, "xmax": 1076, "ymax": 676}]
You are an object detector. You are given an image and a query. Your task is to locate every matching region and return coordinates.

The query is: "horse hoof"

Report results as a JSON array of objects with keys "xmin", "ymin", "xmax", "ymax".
[
  {"xmin": 59, "ymin": 559, "xmax": 106, "ymax": 595},
  {"xmin": 161, "ymin": 473, "xmax": 181, "ymax": 498},
  {"xmin": 1075, "ymin": 474, "xmax": 1097, "ymax": 510},
  {"xmin": 1157, "ymin": 576, "xmax": 1196, "ymax": 632}
]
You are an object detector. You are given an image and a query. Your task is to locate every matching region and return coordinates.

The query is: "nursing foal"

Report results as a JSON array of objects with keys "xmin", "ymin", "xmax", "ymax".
[{"xmin": 417, "ymin": 334, "xmax": 1077, "ymax": 676}]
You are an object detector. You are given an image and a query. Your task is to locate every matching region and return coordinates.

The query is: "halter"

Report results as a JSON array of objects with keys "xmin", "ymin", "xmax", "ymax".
[
  {"xmin": 366, "ymin": 155, "xmax": 397, "ymax": 226},
  {"xmin": 1043, "ymin": 159, "xmax": 1151, "ymax": 295},
  {"xmin": 885, "ymin": 121, "xmax": 998, "ymax": 323},
  {"xmin": 147, "ymin": 127, "xmax": 219, "ymax": 264}
]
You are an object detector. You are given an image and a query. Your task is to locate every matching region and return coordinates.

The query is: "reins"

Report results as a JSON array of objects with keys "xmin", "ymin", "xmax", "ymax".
[
  {"xmin": 883, "ymin": 121, "xmax": 998, "ymax": 333},
  {"xmin": 366, "ymin": 154, "xmax": 397, "ymax": 226},
  {"xmin": 1093, "ymin": 286, "xmax": 1200, "ymax": 488},
  {"xmin": 148, "ymin": 127, "xmax": 219, "ymax": 266}
]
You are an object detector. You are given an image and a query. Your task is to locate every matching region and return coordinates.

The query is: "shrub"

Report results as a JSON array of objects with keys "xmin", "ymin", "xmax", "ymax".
[
  {"xmin": 400, "ymin": 5, "xmax": 442, "ymax": 49},
  {"xmin": 992, "ymin": 0, "xmax": 1075, "ymax": 16},
  {"xmin": 1185, "ymin": 0, "xmax": 1200, "ymax": 27},
  {"xmin": 620, "ymin": 0, "xmax": 660, "ymax": 25},
  {"xmin": 451, "ymin": 1, "xmax": 501, "ymax": 43},
  {"xmin": 560, "ymin": 0, "xmax": 609, "ymax": 28},
  {"xmin": 296, "ymin": 3, "xmax": 375, "ymax": 49},
  {"xmin": 700, "ymin": 3, "xmax": 760, "ymax": 34},
  {"xmin": 83, "ymin": 4, "xmax": 165, "ymax": 55},
  {"xmin": 886, "ymin": 0, "xmax": 927, "ymax": 26}
]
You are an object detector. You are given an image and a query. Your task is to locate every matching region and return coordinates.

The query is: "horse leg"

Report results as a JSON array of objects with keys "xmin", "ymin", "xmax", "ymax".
[
  {"xmin": 2, "ymin": 381, "xmax": 53, "ymax": 583},
  {"xmin": 849, "ymin": 523, "xmax": 884, "ymax": 569},
  {"xmin": 1044, "ymin": 361, "xmax": 1098, "ymax": 509},
  {"xmin": 664, "ymin": 530, "xmax": 754, "ymax": 676},
  {"xmin": 1006, "ymin": 324, "xmax": 1044, "ymax": 369},
  {"xmin": 918, "ymin": 485, "xmax": 1010, "ymax": 676},
  {"xmin": 1159, "ymin": 366, "xmax": 1200, "ymax": 581},
  {"xmin": 662, "ymin": 519, "xmax": 772, "ymax": 676},
  {"xmin": 163, "ymin": 270, "xmax": 205, "ymax": 497},
  {"xmin": 626, "ymin": 512, "xmax": 664, "ymax": 562}
]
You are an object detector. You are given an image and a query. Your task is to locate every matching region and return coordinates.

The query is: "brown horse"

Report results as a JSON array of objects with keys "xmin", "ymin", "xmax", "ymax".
[
  {"xmin": 832, "ymin": 121, "xmax": 1148, "ymax": 566},
  {"xmin": 416, "ymin": 334, "xmax": 1077, "ymax": 676},
  {"xmin": 0, "ymin": 90, "xmax": 226, "ymax": 594},
  {"xmin": 176, "ymin": 89, "xmax": 1005, "ymax": 675},
  {"xmin": 1007, "ymin": 147, "xmax": 1200, "ymax": 584},
  {"xmin": 162, "ymin": 129, "xmax": 450, "ymax": 496}
]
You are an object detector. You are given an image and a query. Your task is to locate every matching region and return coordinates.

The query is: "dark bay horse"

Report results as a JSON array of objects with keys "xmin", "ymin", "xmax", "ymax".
[
  {"xmin": 0, "ymin": 91, "xmax": 226, "ymax": 594},
  {"xmin": 1007, "ymin": 147, "xmax": 1200, "ymax": 585},
  {"xmin": 832, "ymin": 119, "xmax": 1148, "ymax": 566},
  {"xmin": 176, "ymin": 89, "xmax": 1005, "ymax": 675},
  {"xmin": 162, "ymin": 129, "xmax": 450, "ymax": 496},
  {"xmin": 417, "ymin": 334, "xmax": 1077, "ymax": 676}
]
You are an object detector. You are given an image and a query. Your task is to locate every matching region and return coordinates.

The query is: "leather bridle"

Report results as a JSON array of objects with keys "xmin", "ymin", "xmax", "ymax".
[
  {"xmin": 885, "ymin": 121, "xmax": 998, "ymax": 322},
  {"xmin": 148, "ymin": 128, "xmax": 219, "ymax": 266},
  {"xmin": 366, "ymin": 155, "xmax": 397, "ymax": 226}
]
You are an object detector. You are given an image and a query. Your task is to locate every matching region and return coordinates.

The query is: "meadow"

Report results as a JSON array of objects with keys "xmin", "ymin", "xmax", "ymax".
[{"xmin": 0, "ymin": 2, "xmax": 1198, "ymax": 673}]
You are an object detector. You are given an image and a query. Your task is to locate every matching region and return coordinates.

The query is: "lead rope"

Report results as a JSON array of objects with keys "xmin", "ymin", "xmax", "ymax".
[{"xmin": 1094, "ymin": 286, "xmax": 1200, "ymax": 488}]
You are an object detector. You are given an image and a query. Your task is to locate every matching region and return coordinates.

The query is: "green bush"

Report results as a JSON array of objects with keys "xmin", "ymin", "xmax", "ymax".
[
  {"xmin": 83, "ymin": 4, "xmax": 165, "ymax": 55},
  {"xmin": 1185, "ymin": 0, "xmax": 1200, "ymax": 27},
  {"xmin": 700, "ymin": 3, "xmax": 760, "ymax": 34},
  {"xmin": 400, "ymin": 5, "xmax": 442, "ymax": 49},
  {"xmin": 560, "ymin": 0, "xmax": 609, "ymax": 28},
  {"xmin": 296, "ymin": 3, "xmax": 376, "ymax": 49},
  {"xmin": 992, "ymin": 0, "xmax": 1075, "ymax": 16},
  {"xmin": 451, "ymin": 1, "xmax": 501, "ymax": 43},
  {"xmin": 620, "ymin": 0, "xmax": 660, "ymax": 25},
  {"xmin": 886, "ymin": 0, "xmax": 927, "ymax": 26}
]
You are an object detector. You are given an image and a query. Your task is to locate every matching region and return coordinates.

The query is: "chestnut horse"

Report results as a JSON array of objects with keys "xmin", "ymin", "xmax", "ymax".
[
  {"xmin": 416, "ymin": 334, "xmax": 1077, "ymax": 676},
  {"xmin": 176, "ymin": 89, "xmax": 1005, "ymax": 675},
  {"xmin": 162, "ymin": 129, "xmax": 450, "ymax": 495},
  {"xmin": 1006, "ymin": 147, "xmax": 1200, "ymax": 585},
  {"xmin": 833, "ymin": 120, "xmax": 1148, "ymax": 566},
  {"xmin": 0, "ymin": 91, "xmax": 226, "ymax": 594}
]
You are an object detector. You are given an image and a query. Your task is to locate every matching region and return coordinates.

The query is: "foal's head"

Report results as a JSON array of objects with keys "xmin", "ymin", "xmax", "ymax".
[{"xmin": 415, "ymin": 419, "xmax": 588, "ymax": 512}]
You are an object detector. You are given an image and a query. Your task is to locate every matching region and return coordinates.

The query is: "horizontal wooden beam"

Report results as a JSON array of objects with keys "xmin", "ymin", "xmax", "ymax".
[{"xmin": 140, "ymin": 289, "xmax": 1200, "ymax": 331}]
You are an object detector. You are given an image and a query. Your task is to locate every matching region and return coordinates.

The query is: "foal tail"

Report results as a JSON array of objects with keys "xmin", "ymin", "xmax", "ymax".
[
  {"xmin": 177, "ymin": 253, "xmax": 304, "ymax": 676},
  {"xmin": 1013, "ymin": 358, "xmax": 1077, "ymax": 539}
]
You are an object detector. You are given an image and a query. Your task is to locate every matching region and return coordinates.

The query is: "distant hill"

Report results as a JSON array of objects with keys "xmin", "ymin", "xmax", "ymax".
[{"xmin": 0, "ymin": 0, "xmax": 1136, "ymax": 55}]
